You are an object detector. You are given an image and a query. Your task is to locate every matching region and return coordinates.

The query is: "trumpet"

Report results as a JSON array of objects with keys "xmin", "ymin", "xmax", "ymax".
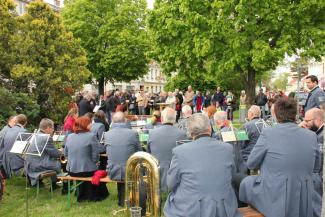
[{"xmin": 59, "ymin": 155, "xmax": 67, "ymax": 164}]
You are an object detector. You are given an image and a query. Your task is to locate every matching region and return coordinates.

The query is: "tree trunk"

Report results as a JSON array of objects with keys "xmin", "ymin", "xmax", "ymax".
[
  {"xmin": 98, "ymin": 76, "xmax": 105, "ymax": 95},
  {"xmin": 246, "ymin": 68, "xmax": 256, "ymax": 106}
]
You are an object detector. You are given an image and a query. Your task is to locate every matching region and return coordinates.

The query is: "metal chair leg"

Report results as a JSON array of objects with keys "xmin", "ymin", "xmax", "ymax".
[{"xmin": 36, "ymin": 181, "xmax": 39, "ymax": 198}]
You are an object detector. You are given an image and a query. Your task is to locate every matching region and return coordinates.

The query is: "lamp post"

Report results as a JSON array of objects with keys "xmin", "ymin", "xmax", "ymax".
[{"xmin": 296, "ymin": 57, "xmax": 301, "ymax": 120}]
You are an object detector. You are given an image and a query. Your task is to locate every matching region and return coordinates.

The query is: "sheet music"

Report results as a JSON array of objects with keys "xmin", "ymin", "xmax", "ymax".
[
  {"xmin": 221, "ymin": 131, "xmax": 237, "ymax": 142},
  {"xmin": 10, "ymin": 141, "xmax": 29, "ymax": 154}
]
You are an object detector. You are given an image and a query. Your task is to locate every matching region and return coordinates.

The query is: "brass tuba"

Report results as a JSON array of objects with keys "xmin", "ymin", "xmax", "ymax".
[{"xmin": 124, "ymin": 151, "xmax": 160, "ymax": 217}]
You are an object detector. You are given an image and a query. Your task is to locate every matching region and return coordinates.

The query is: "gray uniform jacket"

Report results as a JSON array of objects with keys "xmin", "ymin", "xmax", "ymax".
[
  {"xmin": 239, "ymin": 122, "xmax": 320, "ymax": 217},
  {"xmin": 304, "ymin": 86, "xmax": 325, "ymax": 112},
  {"xmin": 25, "ymin": 131, "xmax": 62, "ymax": 185},
  {"xmin": 148, "ymin": 124, "xmax": 187, "ymax": 192},
  {"xmin": 1, "ymin": 125, "xmax": 27, "ymax": 176},
  {"xmin": 105, "ymin": 123, "xmax": 141, "ymax": 181},
  {"xmin": 65, "ymin": 132, "xmax": 100, "ymax": 173},
  {"xmin": 0, "ymin": 125, "xmax": 10, "ymax": 166},
  {"xmin": 241, "ymin": 118, "xmax": 262, "ymax": 161},
  {"xmin": 164, "ymin": 136, "xmax": 242, "ymax": 217},
  {"xmin": 91, "ymin": 122, "xmax": 105, "ymax": 142}
]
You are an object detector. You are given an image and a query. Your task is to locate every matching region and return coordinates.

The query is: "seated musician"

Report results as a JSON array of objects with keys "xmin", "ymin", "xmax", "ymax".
[
  {"xmin": 64, "ymin": 116, "xmax": 109, "ymax": 202},
  {"xmin": 1, "ymin": 114, "xmax": 28, "ymax": 178},
  {"xmin": 241, "ymin": 105, "xmax": 262, "ymax": 163},
  {"xmin": 147, "ymin": 108, "xmax": 186, "ymax": 192},
  {"xmin": 0, "ymin": 116, "xmax": 16, "ymax": 172},
  {"xmin": 177, "ymin": 105, "xmax": 192, "ymax": 136},
  {"xmin": 164, "ymin": 113, "xmax": 241, "ymax": 217},
  {"xmin": 301, "ymin": 108, "xmax": 324, "ymax": 196},
  {"xmin": 145, "ymin": 110, "xmax": 162, "ymax": 129},
  {"xmin": 25, "ymin": 118, "xmax": 62, "ymax": 189},
  {"xmin": 239, "ymin": 98, "xmax": 321, "ymax": 217},
  {"xmin": 105, "ymin": 112, "xmax": 141, "ymax": 207},
  {"xmin": 213, "ymin": 111, "xmax": 247, "ymax": 207}
]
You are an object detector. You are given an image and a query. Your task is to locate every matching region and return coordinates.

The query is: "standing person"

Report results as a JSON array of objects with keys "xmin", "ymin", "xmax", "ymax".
[
  {"xmin": 254, "ymin": 89, "xmax": 268, "ymax": 118},
  {"xmin": 25, "ymin": 119, "xmax": 62, "ymax": 189},
  {"xmin": 136, "ymin": 90, "xmax": 148, "ymax": 115},
  {"xmin": 211, "ymin": 87, "xmax": 224, "ymax": 108},
  {"xmin": 175, "ymin": 89, "xmax": 183, "ymax": 122},
  {"xmin": 193, "ymin": 91, "xmax": 204, "ymax": 113},
  {"xmin": 63, "ymin": 108, "xmax": 78, "ymax": 134},
  {"xmin": 105, "ymin": 112, "xmax": 141, "ymax": 206},
  {"xmin": 91, "ymin": 110, "xmax": 109, "ymax": 142},
  {"xmin": 203, "ymin": 90, "xmax": 211, "ymax": 108},
  {"xmin": 184, "ymin": 85, "xmax": 195, "ymax": 110},
  {"xmin": 226, "ymin": 91, "xmax": 235, "ymax": 121},
  {"xmin": 304, "ymin": 75, "xmax": 325, "ymax": 113},
  {"xmin": 65, "ymin": 116, "xmax": 109, "ymax": 202},
  {"xmin": 239, "ymin": 98, "xmax": 320, "ymax": 217},
  {"xmin": 165, "ymin": 92, "xmax": 176, "ymax": 109},
  {"xmin": 239, "ymin": 90, "xmax": 247, "ymax": 122},
  {"xmin": 99, "ymin": 91, "xmax": 114, "ymax": 124},
  {"xmin": 128, "ymin": 91, "xmax": 137, "ymax": 115},
  {"xmin": 164, "ymin": 114, "xmax": 241, "ymax": 217},
  {"xmin": 78, "ymin": 93, "xmax": 95, "ymax": 116}
]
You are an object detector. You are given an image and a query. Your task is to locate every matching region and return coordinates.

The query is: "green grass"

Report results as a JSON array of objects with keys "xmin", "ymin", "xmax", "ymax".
[{"xmin": 0, "ymin": 177, "xmax": 125, "ymax": 217}]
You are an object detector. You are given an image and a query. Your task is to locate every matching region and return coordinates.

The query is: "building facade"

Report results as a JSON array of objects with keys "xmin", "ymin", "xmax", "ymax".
[
  {"xmin": 14, "ymin": 0, "xmax": 63, "ymax": 15},
  {"xmin": 104, "ymin": 61, "xmax": 167, "ymax": 93}
]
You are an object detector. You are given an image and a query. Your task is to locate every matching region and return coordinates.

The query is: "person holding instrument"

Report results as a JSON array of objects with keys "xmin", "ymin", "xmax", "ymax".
[
  {"xmin": 239, "ymin": 98, "xmax": 321, "ymax": 217},
  {"xmin": 64, "ymin": 116, "xmax": 108, "ymax": 202},
  {"xmin": 25, "ymin": 118, "xmax": 62, "ymax": 189}
]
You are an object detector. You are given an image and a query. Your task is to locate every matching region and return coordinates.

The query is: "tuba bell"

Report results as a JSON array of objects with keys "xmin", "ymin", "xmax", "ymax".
[
  {"xmin": 124, "ymin": 151, "xmax": 160, "ymax": 217},
  {"xmin": 60, "ymin": 155, "xmax": 67, "ymax": 164}
]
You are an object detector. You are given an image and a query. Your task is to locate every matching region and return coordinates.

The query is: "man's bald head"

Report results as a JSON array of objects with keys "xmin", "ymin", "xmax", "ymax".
[
  {"xmin": 112, "ymin": 112, "xmax": 125, "ymax": 123},
  {"xmin": 306, "ymin": 108, "xmax": 324, "ymax": 122}
]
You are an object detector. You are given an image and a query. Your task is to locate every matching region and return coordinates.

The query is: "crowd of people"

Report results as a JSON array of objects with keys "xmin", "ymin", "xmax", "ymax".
[{"xmin": 0, "ymin": 74, "xmax": 325, "ymax": 217}]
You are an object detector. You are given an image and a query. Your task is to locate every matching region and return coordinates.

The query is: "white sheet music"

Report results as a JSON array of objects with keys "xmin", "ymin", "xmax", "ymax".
[{"xmin": 10, "ymin": 141, "xmax": 28, "ymax": 154}]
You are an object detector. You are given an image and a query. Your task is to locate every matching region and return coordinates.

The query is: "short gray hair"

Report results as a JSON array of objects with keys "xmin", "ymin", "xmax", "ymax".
[
  {"xmin": 187, "ymin": 113, "xmax": 210, "ymax": 138},
  {"xmin": 39, "ymin": 118, "xmax": 54, "ymax": 130},
  {"xmin": 161, "ymin": 107, "xmax": 176, "ymax": 124},
  {"xmin": 112, "ymin": 112, "xmax": 125, "ymax": 123},
  {"xmin": 213, "ymin": 111, "xmax": 227, "ymax": 122},
  {"xmin": 248, "ymin": 105, "xmax": 261, "ymax": 118}
]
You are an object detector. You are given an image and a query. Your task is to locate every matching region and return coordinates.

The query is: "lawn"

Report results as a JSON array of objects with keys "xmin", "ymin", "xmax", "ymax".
[
  {"xmin": 0, "ymin": 177, "xmax": 125, "ymax": 217},
  {"xmin": 0, "ymin": 111, "xmax": 244, "ymax": 217}
]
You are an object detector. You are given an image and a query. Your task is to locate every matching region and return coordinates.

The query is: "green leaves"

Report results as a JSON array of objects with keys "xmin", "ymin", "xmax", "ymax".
[{"xmin": 62, "ymin": 0, "xmax": 150, "ymax": 92}]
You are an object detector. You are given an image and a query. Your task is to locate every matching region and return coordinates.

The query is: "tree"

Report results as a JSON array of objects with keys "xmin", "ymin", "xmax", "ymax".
[
  {"xmin": 0, "ymin": 0, "xmax": 17, "ymax": 83},
  {"xmin": 62, "ymin": 0, "xmax": 150, "ymax": 94},
  {"xmin": 273, "ymin": 72, "xmax": 290, "ymax": 91},
  {"xmin": 10, "ymin": 0, "xmax": 90, "ymax": 123},
  {"xmin": 148, "ymin": 0, "xmax": 325, "ymax": 104}
]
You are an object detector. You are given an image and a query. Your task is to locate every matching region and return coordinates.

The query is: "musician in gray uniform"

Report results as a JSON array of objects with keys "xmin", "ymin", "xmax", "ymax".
[
  {"xmin": 65, "ymin": 116, "xmax": 108, "ymax": 202},
  {"xmin": 302, "ymin": 108, "xmax": 324, "ymax": 196},
  {"xmin": 239, "ymin": 98, "xmax": 321, "ymax": 217},
  {"xmin": 164, "ymin": 114, "xmax": 241, "ymax": 217},
  {"xmin": 304, "ymin": 75, "xmax": 325, "ymax": 112},
  {"xmin": 177, "ymin": 105, "xmax": 192, "ymax": 137},
  {"xmin": 1, "ymin": 114, "xmax": 28, "ymax": 178},
  {"xmin": 105, "ymin": 112, "xmax": 141, "ymax": 206},
  {"xmin": 241, "ymin": 105, "xmax": 262, "ymax": 162},
  {"xmin": 25, "ymin": 118, "xmax": 62, "ymax": 187},
  {"xmin": 147, "ymin": 108, "xmax": 186, "ymax": 192},
  {"xmin": 0, "ymin": 116, "xmax": 16, "ymax": 170}
]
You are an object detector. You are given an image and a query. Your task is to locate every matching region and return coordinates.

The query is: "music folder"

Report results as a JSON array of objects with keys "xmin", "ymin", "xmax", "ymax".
[{"xmin": 10, "ymin": 132, "xmax": 33, "ymax": 155}]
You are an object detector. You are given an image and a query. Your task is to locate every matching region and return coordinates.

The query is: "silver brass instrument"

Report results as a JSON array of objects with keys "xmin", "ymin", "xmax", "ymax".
[{"xmin": 114, "ymin": 152, "xmax": 160, "ymax": 217}]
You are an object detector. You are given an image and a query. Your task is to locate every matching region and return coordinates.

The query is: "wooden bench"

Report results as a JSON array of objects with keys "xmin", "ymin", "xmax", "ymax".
[
  {"xmin": 57, "ymin": 175, "xmax": 123, "ymax": 207},
  {"xmin": 239, "ymin": 207, "xmax": 264, "ymax": 217}
]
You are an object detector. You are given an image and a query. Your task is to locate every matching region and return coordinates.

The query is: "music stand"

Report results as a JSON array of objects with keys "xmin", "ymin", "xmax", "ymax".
[{"xmin": 254, "ymin": 119, "xmax": 271, "ymax": 134}]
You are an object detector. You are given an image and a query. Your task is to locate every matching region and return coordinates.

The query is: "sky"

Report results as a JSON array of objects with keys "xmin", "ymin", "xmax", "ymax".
[{"xmin": 147, "ymin": 0, "xmax": 154, "ymax": 9}]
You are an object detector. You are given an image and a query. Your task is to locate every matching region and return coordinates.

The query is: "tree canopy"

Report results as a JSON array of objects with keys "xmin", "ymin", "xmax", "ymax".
[
  {"xmin": 148, "ymin": 0, "xmax": 325, "ymax": 103},
  {"xmin": 0, "ymin": 0, "xmax": 90, "ymax": 126},
  {"xmin": 62, "ymin": 0, "xmax": 150, "ymax": 94}
]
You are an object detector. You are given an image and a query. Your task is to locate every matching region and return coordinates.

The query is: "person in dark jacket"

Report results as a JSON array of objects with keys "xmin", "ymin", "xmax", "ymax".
[
  {"xmin": 304, "ymin": 75, "xmax": 325, "ymax": 113},
  {"xmin": 78, "ymin": 93, "xmax": 95, "ymax": 116},
  {"xmin": 175, "ymin": 89, "xmax": 183, "ymax": 122},
  {"xmin": 211, "ymin": 87, "xmax": 224, "ymax": 108},
  {"xmin": 254, "ymin": 89, "xmax": 268, "ymax": 118}
]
